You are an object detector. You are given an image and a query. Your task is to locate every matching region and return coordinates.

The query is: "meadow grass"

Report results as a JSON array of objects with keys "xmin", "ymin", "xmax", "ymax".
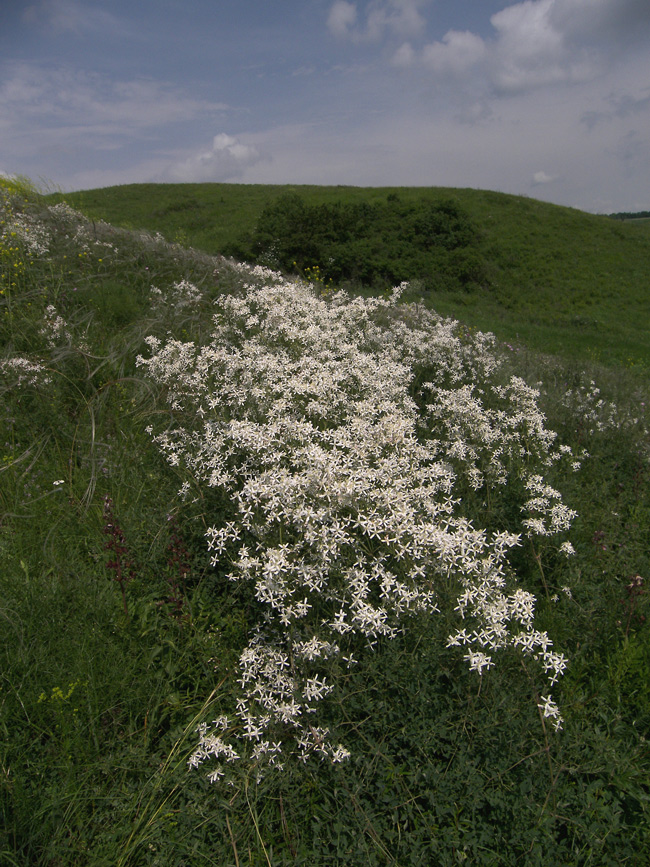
[
  {"xmin": 47, "ymin": 182, "xmax": 650, "ymax": 370},
  {"xmin": 1, "ymin": 176, "xmax": 649, "ymax": 865}
]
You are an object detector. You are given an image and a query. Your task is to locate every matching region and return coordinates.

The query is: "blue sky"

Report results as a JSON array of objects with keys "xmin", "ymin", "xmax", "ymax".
[{"xmin": 1, "ymin": 0, "xmax": 649, "ymax": 212}]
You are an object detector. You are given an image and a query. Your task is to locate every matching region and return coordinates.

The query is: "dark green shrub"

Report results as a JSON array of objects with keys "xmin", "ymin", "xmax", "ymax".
[{"xmin": 247, "ymin": 193, "xmax": 488, "ymax": 294}]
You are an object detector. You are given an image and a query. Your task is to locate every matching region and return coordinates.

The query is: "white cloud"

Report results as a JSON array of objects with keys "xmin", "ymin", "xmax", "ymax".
[
  {"xmin": 166, "ymin": 134, "xmax": 263, "ymax": 183},
  {"xmin": 392, "ymin": 0, "xmax": 650, "ymax": 97},
  {"xmin": 582, "ymin": 87, "xmax": 650, "ymax": 130},
  {"xmin": 0, "ymin": 62, "xmax": 227, "ymax": 139},
  {"xmin": 392, "ymin": 41, "xmax": 416, "ymax": 67},
  {"xmin": 328, "ymin": 0, "xmax": 428, "ymax": 43},
  {"xmin": 0, "ymin": 61, "xmax": 233, "ymax": 188},
  {"xmin": 532, "ymin": 170, "xmax": 557, "ymax": 185},
  {"xmin": 489, "ymin": 0, "xmax": 597, "ymax": 93},
  {"xmin": 421, "ymin": 30, "xmax": 487, "ymax": 77},
  {"xmin": 327, "ymin": 1, "xmax": 358, "ymax": 38},
  {"xmin": 366, "ymin": 0, "xmax": 428, "ymax": 40}
]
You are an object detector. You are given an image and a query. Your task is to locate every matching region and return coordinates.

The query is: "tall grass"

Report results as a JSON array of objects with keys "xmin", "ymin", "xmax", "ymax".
[{"xmin": 1, "ymin": 175, "xmax": 649, "ymax": 865}]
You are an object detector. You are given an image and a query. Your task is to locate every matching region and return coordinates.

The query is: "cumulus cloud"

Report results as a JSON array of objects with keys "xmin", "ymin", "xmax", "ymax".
[
  {"xmin": 392, "ymin": 0, "xmax": 650, "ymax": 96},
  {"xmin": 392, "ymin": 41, "xmax": 416, "ymax": 67},
  {"xmin": 328, "ymin": 1, "xmax": 358, "ymax": 38},
  {"xmin": 532, "ymin": 170, "xmax": 558, "ymax": 185},
  {"xmin": 328, "ymin": 0, "xmax": 428, "ymax": 43},
  {"xmin": 421, "ymin": 30, "xmax": 487, "ymax": 77},
  {"xmin": 489, "ymin": 0, "xmax": 598, "ymax": 93},
  {"xmin": 167, "ymin": 134, "xmax": 263, "ymax": 183}
]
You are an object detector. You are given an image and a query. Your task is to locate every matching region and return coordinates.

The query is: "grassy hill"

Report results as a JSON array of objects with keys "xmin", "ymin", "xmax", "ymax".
[
  {"xmin": 2, "ymin": 175, "xmax": 649, "ymax": 865},
  {"xmin": 49, "ymin": 182, "xmax": 650, "ymax": 369}
]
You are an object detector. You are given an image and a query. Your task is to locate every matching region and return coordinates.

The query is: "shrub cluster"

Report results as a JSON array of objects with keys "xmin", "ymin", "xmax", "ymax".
[{"xmin": 230, "ymin": 192, "xmax": 488, "ymax": 294}]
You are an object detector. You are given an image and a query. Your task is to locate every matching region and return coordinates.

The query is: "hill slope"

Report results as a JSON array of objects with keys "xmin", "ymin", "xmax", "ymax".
[
  {"xmin": 2, "ymin": 174, "xmax": 649, "ymax": 865},
  {"xmin": 50, "ymin": 183, "xmax": 650, "ymax": 368}
]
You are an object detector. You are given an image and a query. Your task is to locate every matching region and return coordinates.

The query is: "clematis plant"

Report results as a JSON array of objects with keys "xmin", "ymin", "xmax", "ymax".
[{"xmin": 138, "ymin": 268, "xmax": 579, "ymax": 780}]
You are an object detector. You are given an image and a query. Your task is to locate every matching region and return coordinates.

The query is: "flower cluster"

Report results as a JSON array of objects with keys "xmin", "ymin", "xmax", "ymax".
[
  {"xmin": 139, "ymin": 275, "xmax": 578, "ymax": 777},
  {"xmin": 561, "ymin": 377, "xmax": 647, "ymax": 436},
  {"xmin": 47, "ymin": 201, "xmax": 85, "ymax": 223},
  {"xmin": 0, "ymin": 356, "xmax": 51, "ymax": 388},
  {"xmin": 149, "ymin": 278, "xmax": 204, "ymax": 315},
  {"xmin": 1, "ymin": 209, "xmax": 51, "ymax": 258},
  {"xmin": 40, "ymin": 304, "xmax": 72, "ymax": 348}
]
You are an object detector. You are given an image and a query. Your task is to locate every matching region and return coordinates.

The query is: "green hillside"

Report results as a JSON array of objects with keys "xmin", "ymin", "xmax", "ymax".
[
  {"xmin": 49, "ymin": 183, "xmax": 650, "ymax": 368},
  {"xmin": 2, "ymin": 175, "xmax": 649, "ymax": 865}
]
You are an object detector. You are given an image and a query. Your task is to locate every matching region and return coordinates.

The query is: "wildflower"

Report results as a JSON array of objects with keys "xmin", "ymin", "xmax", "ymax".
[
  {"xmin": 40, "ymin": 305, "xmax": 72, "ymax": 347},
  {"xmin": 0, "ymin": 357, "xmax": 51, "ymax": 387},
  {"xmin": 464, "ymin": 650, "xmax": 494, "ymax": 674},
  {"xmin": 537, "ymin": 695, "xmax": 563, "ymax": 730},
  {"xmin": 138, "ymin": 276, "xmax": 577, "ymax": 780}
]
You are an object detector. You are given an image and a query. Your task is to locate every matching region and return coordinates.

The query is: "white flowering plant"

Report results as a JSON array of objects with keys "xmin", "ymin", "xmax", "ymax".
[{"xmin": 136, "ymin": 269, "xmax": 581, "ymax": 782}]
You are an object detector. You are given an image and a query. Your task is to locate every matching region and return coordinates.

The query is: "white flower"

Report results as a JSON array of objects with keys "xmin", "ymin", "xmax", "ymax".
[
  {"xmin": 464, "ymin": 650, "xmax": 494, "ymax": 674},
  {"xmin": 137, "ymin": 273, "xmax": 577, "ymax": 778},
  {"xmin": 537, "ymin": 695, "xmax": 563, "ymax": 730},
  {"xmin": 0, "ymin": 357, "xmax": 52, "ymax": 387}
]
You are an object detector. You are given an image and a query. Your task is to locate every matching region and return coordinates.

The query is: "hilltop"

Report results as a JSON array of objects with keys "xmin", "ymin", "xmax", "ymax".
[{"xmin": 48, "ymin": 183, "xmax": 650, "ymax": 369}]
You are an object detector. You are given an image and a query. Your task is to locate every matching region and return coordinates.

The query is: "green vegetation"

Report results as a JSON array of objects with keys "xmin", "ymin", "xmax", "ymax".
[
  {"xmin": 238, "ymin": 191, "xmax": 485, "ymax": 294},
  {"xmin": 2, "ymin": 176, "xmax": 649, "ymax": 864},
  {"xmin": 48, "ymin": 182, "xmax": 650, "ymax": 369},
  {"xmin": 610, "ymin": 210, "xmax": 650, "ymax": 221}
]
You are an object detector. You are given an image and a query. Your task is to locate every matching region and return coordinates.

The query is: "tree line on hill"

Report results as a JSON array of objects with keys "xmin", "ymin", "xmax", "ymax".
[
  {"xmin": 608, "ymin": 210, "xmax": 650, "ymax": 220},
  {"xmin": 225, "ymin": 192, "xmax": 490, "ymax": 295}
]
